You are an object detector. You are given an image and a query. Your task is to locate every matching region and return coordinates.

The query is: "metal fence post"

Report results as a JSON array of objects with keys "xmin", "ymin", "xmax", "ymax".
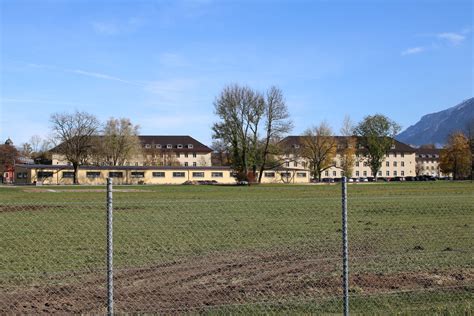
[
  {"xmin": 342, "ymin": 176, "xmax": 349, "ymax": 316},
  {"xmin": 107, "ymin": 178, "xmax": 114, "ymax": 315}
]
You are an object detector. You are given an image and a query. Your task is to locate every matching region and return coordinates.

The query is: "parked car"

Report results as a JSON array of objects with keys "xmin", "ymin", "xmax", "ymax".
[
  {"xmin": 359, "ymin": 177, "xmax": 369, "ymax": 182},
  {"xmin": 391, "ymin": 177, "xmax": 405, "ymax": 182},
  {"xmin": 366, "ymin": 177, "xmax": 375, "ymax": 182},
  {"xmin": 405, "ymin": 176, "xmax": 415, "ymax": 181},
  {"xmin": 322, "ymin": 178, "xmax": 334, "ymax": 183}
]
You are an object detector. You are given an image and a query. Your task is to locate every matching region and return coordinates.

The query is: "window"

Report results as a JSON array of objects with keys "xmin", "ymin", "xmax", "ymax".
[
  {"xmin": 302, "ymin": 162, "xmax": 306, "ymax": 168},
  {"xmin": 332, "ymin": 171, "xmax": 336, "ymax": 176},
  {"xmin": 212, "ymin": 172, "xmax": 223, "ymax": 177},
  {"xmin": 167, "ymin": 144, "xmax": 172, "ymax": 149},
  {"xmin": 401, "ymin": 171, "xmax": 405, "ymax": 176},
  {"xmin": 394, "ymin": 152, "xmax": 397, "ymax": 158},
  {"xmin": 131, "ymin": 172, "xmax": 144, "ymax": 178},
  {"xmin": 325, "ymin": 170, "xmax": 329, "ymax": 176},
  {"xmin": 386, "ymin": 161, "xmax": 389, "ymax": 167},
  {"xmin": 285, "ymin": 162, "xmax": 290, "ymax": 167},
  {"xmin": 185, "ymin": 153, "xmax": 188, "ymax": 158},
  {"xmin": 156, "ymin": 144, "xmax": 161, "ymax": 149},
  {"xmin": 393, "ymin": 161, "xmax": 397, "ymax": 167},
  {"xmin": 38, "ymin": 171, "xmax": 53, "ymax": 178},
  {"xmin": 145, "ymin": 144, "xmax": 151, "ymax": 149},
  {"xmin": 356, "ymin": 171, "xmax": 360, "ymax": 176},
  {"xmin": 177, "ymin": 144, "xmax": 183, "ymax": 149},
  {"xmin": 184, "ymin": 162, "xmax": 188, "ymax": 166},
  {"xmin": 62, "ymin": 172, "xmax": 74, "ymax": 178},
  {"xmin": 193, "ymin": 172, "xmax": 204, "ymax": 178},
  {"xmin": 363, "ymin": 162, "xmax": 368, "ymax": 167},
  {"xmin": 193, "ymin": 162, "xmax": 197, "ymax": 167},
  {"xmin": 297, "ymin": 172, "xmax": 307, "ymax": 177},
  {"xmin": 17, "ymin": 172, "xmax": 27, "ymax": 179},
  {"xmin": 193, "ymin": 153, "xmax": 197, "ymax": 158},
  {"xmin": 401, "ymin": 153, "xmax": 404, "ymax": 158},
  {"xmin": 355, "ymin": 162, "xmax": 360, "ymax": 167},
  {"xmin": 391, "ymin": 144, "xmax": 396, "ymax": 149},
  {"xmin": 363, "ymin": 171, "xmax": 367, "ymax": 176},
  {"xmin": 378, "ymin": 171, "xmax": 382, "ymax": 176},
  {"xmin": 386, "ymin": 171, "xmax": 390, "ymax": 176},
  {"xmin": 152, "ymin": 172, "xmax": 165, "ymax": 177},
  {"xmin": 394, "ymin": 170, "xmax": 398, "ymax": 176},
  {"xmin": 264, "ymin": 172, "xmax": 275, "ymax": 178},
  {"xmin": 341, "ymin": 171, "xmax": 344, "ymax": 176},
  {"xmin": 135, "ymin": 162, "xmax": 139, "ymax": 166},
  {"xmin": 87, "ymin": 172, "xmax": 101, "ymax": 178},
  {"xmin": 293, "ymin": 144, "xmax": 300, "ymax": 149},
  {"xmin": 281, "ymin": 172, "xmax": 291, "ymax": 178},
  {"xmin": 294, "ymin": 161, "xmax": 298, "ymax": 167},
  {"xmin": 173, "ymin": 172, "xmax": 185, "ymax": 177},
  {"xmin": 109, "ymin": 172, "xmax": 123, "ymax": 178},
  {"xmin": 188, "ymin": 144, "xmax": 194, "ymax": 149}
]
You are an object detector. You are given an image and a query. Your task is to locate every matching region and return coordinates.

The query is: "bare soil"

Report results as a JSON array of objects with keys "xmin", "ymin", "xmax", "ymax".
[{"xmin": 1, "ymin": 250, "xmax": 472, "ymax": 314}]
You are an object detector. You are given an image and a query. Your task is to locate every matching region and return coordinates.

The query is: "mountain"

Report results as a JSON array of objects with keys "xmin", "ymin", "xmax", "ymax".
[{"xmin": 396, "ymin": 98, "xmax": 474, "ymax": 147}]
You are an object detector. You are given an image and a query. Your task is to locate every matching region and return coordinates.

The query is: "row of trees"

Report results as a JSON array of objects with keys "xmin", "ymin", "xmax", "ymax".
[
  {"xmin": 212, "ymin": 84, "xmax": 402, "ymax": 182},
  {"xmin": 48, "ymin": 113, "xmax": 142, "ymax": 184}
]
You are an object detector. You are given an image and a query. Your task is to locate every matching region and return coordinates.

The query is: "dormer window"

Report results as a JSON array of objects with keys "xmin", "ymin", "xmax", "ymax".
[
  {"xmin": 188, "ymin": 144, "xmax": 194, "ymax": 149},
  {"xmin": 177, "ymin": 144, "xmax": 183, "ymax": 149},
  {"xmin": 156, "ymin": 144, "xmax": 161, "ymax": 149},
  {"xmin": 167, "ymin": 144, "xmax": 172, "ymax": 149},
  {"xmin": 293, "ymin": 144, "xmax": 300, "ymax": 149},
  {"xmin": 391, "ymin": 144, "xmax": 396, "ymax": 149},
  {"xmin": 145, "ymin": 144, "xmax": 151, "ymax": 149}
]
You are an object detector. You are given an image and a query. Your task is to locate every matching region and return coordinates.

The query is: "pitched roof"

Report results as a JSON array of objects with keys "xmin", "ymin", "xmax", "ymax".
[
  {"xmin": 281, "ymin": 136, "xmax": 415, "ymax": 153},
  {"xmin": 51, "ymin": 135, "xmax": 212, "ymax": 153},
  {"xmin": 14, "ymin": 163, "xmax": 231, "ymax": 171},
  {"xmin": 138, "ymin": 135, "xmax": 212, "ymax": 152}
]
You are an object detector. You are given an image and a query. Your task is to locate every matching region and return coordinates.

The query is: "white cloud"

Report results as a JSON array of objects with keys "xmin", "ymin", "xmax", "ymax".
[
  {"xmin": 437, "ymin": 32, "xmax": 466, "ymax": 45},
  {"xmin": 159, "ymin": 53, "xmax": 189, "ymax": 68},
  {"xmin": 69, "ymin": 69, "xmax": 140, "ymax": 85},
  {"xmin": 144, "ymin": 78, "xmax": 198, "ymax": 103},
  {"xmin": 401, "ymin": 47, "xmax": 425, "ymax": 56},
  {"xmin": 91, "ymin": 22, "xmax": 119, "ymax": 35}
]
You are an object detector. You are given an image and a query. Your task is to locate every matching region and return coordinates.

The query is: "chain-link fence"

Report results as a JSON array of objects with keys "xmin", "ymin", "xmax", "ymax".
[{"xmin": 0, "ymin": 181, "xmax": 472, "ymax": 314}]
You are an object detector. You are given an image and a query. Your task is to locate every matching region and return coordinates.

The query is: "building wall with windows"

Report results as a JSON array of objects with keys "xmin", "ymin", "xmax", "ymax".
[
  {"xmin": 259, "ymin": 169, "xmax": 310, "ymax": 184},
  {"xmin": 14, "ymin": 164, "xmax": 235, "ymax": 185},
  {"xmin": 415, "ymin": 148, "xmax": 450, "ymax": 177},
  {"xmin": 278, "ymin": 136, "xmax": 417, "ymax": 179}
]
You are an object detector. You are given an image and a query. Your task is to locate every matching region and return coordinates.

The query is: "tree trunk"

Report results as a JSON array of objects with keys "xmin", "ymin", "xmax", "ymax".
[{"xmin": 73, "ymin": 163, "xmax": 79, "ymax": 185}]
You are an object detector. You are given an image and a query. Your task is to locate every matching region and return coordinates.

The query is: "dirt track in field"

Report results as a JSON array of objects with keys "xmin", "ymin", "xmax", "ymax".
[{"xmin": 1, "ymin": 249, "xmax": 473, "ymax": 314}]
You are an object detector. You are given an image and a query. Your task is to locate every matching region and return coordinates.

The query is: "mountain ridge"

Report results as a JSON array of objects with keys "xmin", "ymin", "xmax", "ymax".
[{"xmin": 396, "ymin": 98, "xmax": 474, "ymax": 147}]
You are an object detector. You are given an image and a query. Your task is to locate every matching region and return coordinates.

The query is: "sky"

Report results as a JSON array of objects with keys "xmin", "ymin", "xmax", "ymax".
[{"xmin": 0, "ymin": 0, "xmax": 472, "ymax": 147}]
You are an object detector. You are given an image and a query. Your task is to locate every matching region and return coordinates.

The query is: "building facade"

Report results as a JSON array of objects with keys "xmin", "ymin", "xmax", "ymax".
[
  {"xmin": 14, "ymin": 164, "xmax": 235, "ymax": 185},
  {"xmin": 415, "ymin": 148, "xmax": 450, "ymax": 177},
  {"xmin": 277, "ymin": 136, "xmax": 417, "ymax": 180}
]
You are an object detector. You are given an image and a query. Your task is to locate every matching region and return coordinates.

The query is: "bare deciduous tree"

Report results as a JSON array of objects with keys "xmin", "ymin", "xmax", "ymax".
[
  {"xmin": 103, "ymin": 118, "xmax": 141, "ymax": 166},
  {"xmin": 50, "ymin": 111, "xmax": 100, "ymax": 184},
  {"xmin": 339, "ymin": 115, "xmax": 356, "ymax": 178},
  {"xmin": 257, "ymin": 86, "xmax": 293, "ymax": 183},
  {"xmin": 212, "ymin": 84, "xmax": 264, "ymax": 181},
  {"xmin": 301, "ymin": 122, "xmax": 338, "ymax": 181}
]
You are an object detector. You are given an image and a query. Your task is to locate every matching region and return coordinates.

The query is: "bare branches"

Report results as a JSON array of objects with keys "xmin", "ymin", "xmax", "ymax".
[{"xmin": 50, "ymin": 111, "xmax": 100, "ymax": 184}]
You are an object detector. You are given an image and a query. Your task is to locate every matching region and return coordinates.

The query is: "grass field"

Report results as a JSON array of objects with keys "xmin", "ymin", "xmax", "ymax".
[{"xmin": 0, "ymin": 182, "xmax": 473, "ymax": 314}]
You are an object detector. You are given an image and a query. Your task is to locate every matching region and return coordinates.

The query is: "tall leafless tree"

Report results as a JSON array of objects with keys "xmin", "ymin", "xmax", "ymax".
[
  {"xmin": 102, "ymin": 118, "xmax": 141, "ymax": 166},
  {"xmin": 50, "ymin": 111, "xmax": 100, "ymax": 184},
  {"xmin": 257, "ymin": 86, "xmax": 293, "ymax": 183},
  {"xmin": 301, "ymin": 122, "xmax": 338, "ymax": 181}
]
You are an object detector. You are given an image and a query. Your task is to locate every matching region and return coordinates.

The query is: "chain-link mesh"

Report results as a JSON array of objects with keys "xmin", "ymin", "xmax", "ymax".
[{"xmin": 0, "ymin": 182, "xmax": 472, "ymax": 313}]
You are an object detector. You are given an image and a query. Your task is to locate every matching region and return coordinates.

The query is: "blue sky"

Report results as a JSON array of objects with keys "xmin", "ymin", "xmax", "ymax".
[{"xmin": 1, "ymin": 0, "xmax": 472, "ymax": 147}]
